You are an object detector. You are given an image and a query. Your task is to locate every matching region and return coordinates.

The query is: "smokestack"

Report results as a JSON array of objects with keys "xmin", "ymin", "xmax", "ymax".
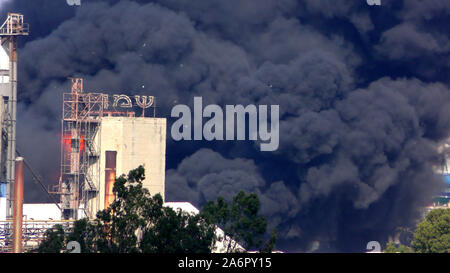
[
  {"xmin": 12, "ymin": 157, "xmax": 24, "ymax": 253},
  {"xmin": 104, "ymin": 151, "xmax": 117, "ymax": 209},
  {"xmin": 0, "ymin": 13, "xmax": 29, "ymax": 219}
]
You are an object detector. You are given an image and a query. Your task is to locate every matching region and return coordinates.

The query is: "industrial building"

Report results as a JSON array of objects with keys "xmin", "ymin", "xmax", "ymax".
[
  {"xmin": 0, "ymin": 74, "xmax": 167, "ymax": 251},
  {"xmin": 0, "ymin": 11, "xmax": 448, "ymax": 253},
  {"xmin": 0, "ymin": 80, "xmax": 166, "ymax": 251},
  {"xmin": 429, "ymin": 141, "xmax": 450, "ymax": 209},
  {"xmin": 53, "ymin": 78, "xmax": 166, "ymax": 219},
  {"xmin": 0, "ymin": 13, "xmax": 170, "ymax": 252},
  {"xmin": 95, "ymin": 116, "xmax": 166, "ymax": 214},
  {"xmin": 0, "ymin": 13, "xmax": 242, "ymax": 253}
]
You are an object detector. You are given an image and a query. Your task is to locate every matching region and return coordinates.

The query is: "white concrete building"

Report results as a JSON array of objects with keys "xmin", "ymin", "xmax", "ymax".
[{"xmin": 88, "ymin": 116, "xmax": 167, "ymax": 215}]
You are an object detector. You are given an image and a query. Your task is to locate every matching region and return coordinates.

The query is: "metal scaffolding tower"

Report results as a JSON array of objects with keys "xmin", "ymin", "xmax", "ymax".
[
  {"xmin": 0, "ymin": 13, "xmax": 29, "ymax": 219},
  {"xmin": 52, "ymin": 78, "xmax": 155, "ymax": 220},
  {"xmin": 53, "ymin": 78, "xmax": 105, "ymax": 219}
]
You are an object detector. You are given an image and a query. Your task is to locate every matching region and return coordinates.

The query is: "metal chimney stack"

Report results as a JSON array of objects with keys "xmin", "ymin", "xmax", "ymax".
[
  {"xmin": 0, "ymin": 13, "xmax": 29, "ymax": 219},
  {"xmin": 12, "ymin": 157, "xmax": 24, "ymax": 253},
  {"xmin": 104, "ymin": 151, "xmax": 117, "ymax": 209}
]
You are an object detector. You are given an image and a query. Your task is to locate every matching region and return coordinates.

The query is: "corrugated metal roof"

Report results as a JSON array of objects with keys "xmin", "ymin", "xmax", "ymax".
[
  {"xmin": 164, "ymin": 202, "xmax": 200, "ymax": 215},
  {"xmin": 164, "ymin": 201, "xmax": 245, "ymax": 253}
]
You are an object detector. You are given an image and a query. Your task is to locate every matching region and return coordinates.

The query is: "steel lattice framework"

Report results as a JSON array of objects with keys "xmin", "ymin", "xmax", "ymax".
[
  {"xmin": 0, "ymin": 220, "xmax": 74, "ymax": 252},
  {"xmin": 53, "ymin": 79, "xmax": 139, "ymax": 220},
  {"xmin": 53, "ymin": 78, "xmax": 105, "ymax": 219}
]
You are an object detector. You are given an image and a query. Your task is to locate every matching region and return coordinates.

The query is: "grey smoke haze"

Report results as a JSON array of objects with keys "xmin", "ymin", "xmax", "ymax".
[{"xmin": 2, "ymin": 0, "xmax": 449, "ymax": 252}]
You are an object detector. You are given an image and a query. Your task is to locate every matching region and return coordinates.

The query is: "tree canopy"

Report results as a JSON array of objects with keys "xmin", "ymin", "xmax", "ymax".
[
  {"xmin": 384, "ymin": 208, "xmax": 450, "ymax": 253},
  {"xmin": 38, "ymin": 166, "xmax": 275, "ymax": 253},
  {"xmin": 201, "ymin": 191, "xmax": 277, "ymax": 253},
  {"xmin": 411, "ymin": 208, "xmax": 450, "ymax": 253},
  {"xmin": 384, "ymin": 242, "xmax": 413, "ymax": 253}
]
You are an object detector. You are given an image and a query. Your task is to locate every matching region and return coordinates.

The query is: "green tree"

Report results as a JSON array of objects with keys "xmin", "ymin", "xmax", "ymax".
[
  {"xmin": 94, "ymin": 166, "xmax": 157, "ymax": 253},
  {"xmin": 37, "ymin": 224, "xmax": 65, "ymax": 253},
  {"xmin": 383, "ymin": 209, "xmax": 450, "ymax": 253},
  {"xmin": 65, "ymin": 218, "xmax": 99, "ymax": 253},
  {"xmin": 38, "ymin": 166, "xmax": 275, "ymax": 253},
  {"xmin": 411, "ymin": 208, "xmax": 450, "ymax": 253},
  {"xmin": 38, "ymin": 166, "xmax": 216, "ymax": 253},
  {"xmin": 201, "ymin": 191, "xmax": 277, "ymax": 253},
  {"xmin": 140, "ymin": 206, "xmax": 215, "ymax": 253},
  {"xmin": 384, "ymin": 242, "xmax": 413, "ymax": 253}
]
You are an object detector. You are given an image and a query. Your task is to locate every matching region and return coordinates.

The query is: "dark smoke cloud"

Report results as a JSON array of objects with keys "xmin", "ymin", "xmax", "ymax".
[
  {"xmin": 374, "ymin": 0, "xmax": 449, "ymax": 82},
  {"xmin": 2, "ymin": 0, "xmax": 449, "ymax": 252},
  {"xmin": 166, "ymin": 148, "xmax": 266, "ymax": 205}
]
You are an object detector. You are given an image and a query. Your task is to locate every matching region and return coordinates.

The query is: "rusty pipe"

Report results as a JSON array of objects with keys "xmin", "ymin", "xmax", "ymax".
[
  {"xmin": 12, "ymin": 157, "xmax": 24, "ymax": 253},
  {"xmin": 104, "ymin": 151, "xmax": 117, "ymax": 209}
]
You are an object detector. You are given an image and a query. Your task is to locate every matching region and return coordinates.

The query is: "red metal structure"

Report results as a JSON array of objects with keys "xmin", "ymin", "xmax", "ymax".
[
  {"xmin": 56, "ymin": 78, "xmax": 106, "ymax": 219},
  {"xmin": 54, "ymin": 79, "xmax": 140, "ymax": 219}
]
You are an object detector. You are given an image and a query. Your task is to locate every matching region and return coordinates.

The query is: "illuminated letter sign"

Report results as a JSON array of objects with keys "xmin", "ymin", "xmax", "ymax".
[
  {"xmin": 112, "ymin": 95, "xmax": 132, "ymax": 108},
  {"xmin": 135, "ymin": 95, "xmax": 154, "ymax": 109}
]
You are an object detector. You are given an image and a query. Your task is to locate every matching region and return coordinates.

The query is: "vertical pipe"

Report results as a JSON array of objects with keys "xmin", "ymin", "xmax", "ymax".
[
  {"xmin": 12, "ymin": 157, "xmax": 23, "ymax": 253},
  {"xmin": 104, "ymin": 151, "xmax": 117, "ymax": 209},
  {"xmin": 7, "ymin": 36, "xmax": 17, "ymax": 219}
]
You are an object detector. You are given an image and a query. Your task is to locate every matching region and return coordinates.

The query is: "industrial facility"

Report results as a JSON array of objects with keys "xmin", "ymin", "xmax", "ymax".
[
  {"xmin": 0, "ymin": 13, "xmax": 168, "ymax": 252},
  {"xmin": 0, "ymin": 10, "xmax": 447, "ymax": 254},
  {"xmin": 53, "ymin": 77, "xmax": 166, "ymax": 220},
  {"xmin": 430, "ymin": 142, "xmax": 450, "ymax": 209},
  {"xmin": 0, "ymin": 13, "xmax": 243, "ymax": 253},
  {"xmin": 0, "ymin": 12, "xmax": 28, "ymax": 228}
]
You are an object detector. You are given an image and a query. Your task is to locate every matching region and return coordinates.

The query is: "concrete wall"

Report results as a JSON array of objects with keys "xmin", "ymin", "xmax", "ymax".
[
  {"xmin": 0, "ymin": 45, "xmax": 10, "ymax": 98},
  {"xmin": 0, "ymin": 45, "xmax": 9, "ymax": 71},
  {"xmin": 91, "ymin": 117, "xmax": 166, "ymax": 214},
  {"xmin": 0, "ymin": 198, "xmax": 5, "ymax": 220}
]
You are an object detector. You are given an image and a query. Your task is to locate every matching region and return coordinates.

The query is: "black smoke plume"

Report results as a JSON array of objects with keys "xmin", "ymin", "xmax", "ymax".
[{"xmin": 2, "ymin": 0, "xmax": 449, "ymax": 252}]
